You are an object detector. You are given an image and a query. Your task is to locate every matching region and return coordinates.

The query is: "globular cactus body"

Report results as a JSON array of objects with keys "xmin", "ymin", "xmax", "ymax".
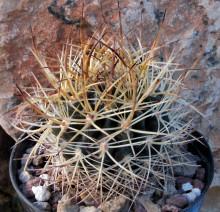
[{"xmin": 14, "ymin": 16, "xmax": 202, "ymax": 208}]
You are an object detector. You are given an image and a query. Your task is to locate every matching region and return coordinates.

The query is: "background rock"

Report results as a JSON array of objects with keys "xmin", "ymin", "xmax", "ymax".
[
  {"xmin": 200, "ymin": 186, "xmax": 220, "ymax": 212},
  {"xmin": 0, "ymin": 0, "xmax": 219, "ymax": 195}
]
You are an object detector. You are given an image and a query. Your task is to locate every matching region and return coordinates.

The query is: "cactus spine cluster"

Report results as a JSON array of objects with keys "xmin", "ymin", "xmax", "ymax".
[{"xmin": 14, "ymin": 14, "xmax": 202, "ymax": 208}]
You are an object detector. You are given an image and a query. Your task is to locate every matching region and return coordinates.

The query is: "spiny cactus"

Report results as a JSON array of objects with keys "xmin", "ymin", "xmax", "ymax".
[{"xmin": 14, "ymin": 14, "xmax": 204, "ymax": 209}]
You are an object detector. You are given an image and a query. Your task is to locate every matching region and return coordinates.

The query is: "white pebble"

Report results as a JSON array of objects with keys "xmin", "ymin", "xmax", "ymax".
[
  {"xmin": 32, "ymin": 186, "xmax": 51, "ymax": 201},
  {"xmin": 183, "ymin": 192, "xmax": 197, "ymax": 203},
  {"xmin": 182, "ymin": 182, "xmax": 193, "ymax": 192},
  {"xmin": 192, "ymin": 188, "xmax": 201, "ymax": 197},
  {"xmin": 19, "ymin": 171, "xmax": 32, "ymax": 183},
  {"xmin": 40, "ymin": 174, "xmax": 50, "ymax": 181}
]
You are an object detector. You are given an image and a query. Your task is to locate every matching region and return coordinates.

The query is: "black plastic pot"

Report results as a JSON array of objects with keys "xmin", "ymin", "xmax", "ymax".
[
  {"xmin": 9, "ymin": 131, "xmax": 42, "ymax": 212},
  {"xmin": 9, "ymin": 131, "xmax": 214, "ymax": 212},
  {"xmin": 181, "ymin": 131, "xmax": 214, "ymax": 212}
]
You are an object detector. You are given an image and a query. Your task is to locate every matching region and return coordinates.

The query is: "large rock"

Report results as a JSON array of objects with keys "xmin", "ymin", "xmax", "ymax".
[{"xmin": 0, "ymin": 0, "xmax": 219, "ymax": 187}]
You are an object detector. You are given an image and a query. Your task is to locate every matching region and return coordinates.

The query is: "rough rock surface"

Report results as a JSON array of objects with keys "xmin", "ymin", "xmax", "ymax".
[
  {"xmin": 99, "ymin": 195, "xmax": 130, "ymax": 212},
  {"xmin": 80, "ymin": 206, "xmax": 101, "ymax": 212},
  {"xmin": 0, "ymin": 0, "xmax": 220, "ymax": 196},
  {"xmin": 193, "ymin": 179, "xmax": 205, "ymax": 190},
  {"xmin": 166, "ymin": 194, "xmax": 188, "ymax": 208},
  {"xmin": 173, "ymin": 153, "xmax": 199, "ymax": 177}
]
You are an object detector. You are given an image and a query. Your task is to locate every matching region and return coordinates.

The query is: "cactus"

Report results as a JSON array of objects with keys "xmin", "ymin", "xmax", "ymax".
[{"xmin": 13, "ymin": 14, "xmax": 204, "ymax": 209}]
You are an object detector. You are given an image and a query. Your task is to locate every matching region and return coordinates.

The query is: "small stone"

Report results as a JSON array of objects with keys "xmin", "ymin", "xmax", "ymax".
[
  {"xmin": 32, "ymin": 186, "xmax": 51, "ymax": 201},
  {"xmin": 183, "ymin": 192, "xmax": 197, "ymax": 203},
  {"xmin": 166, "ymin": 194, "xmax": 188, "ymax": 208},
  {"xmin": 192, "ymin": 188, "xmax": 201, "ymax": 197},
  {"xmin": 164, "ymin": 178, "xmax": 177, "ymax": 196},
  {"xmin": 193, "ymin": 179, "xmax": 204, "ymax": 190},
  {"xmin": 140, "ymin": 199, "xmax": 160, "ymax": 212},
  {"xmin": 99, "ymin": 195, "xmax": 130, "ymax": 212},
  {"xmin": 33, "ymin": 202, "xmax": 51, "ymax": 211},
  {"xmin": 142, "ymin": 187, "xmax": 156, "ymax": 197},
  {"xmin": 20, "ymin": 178, "xmax": 41, "ymax": 198},
  {"xmin": 33, "ymin": 155, "xmax": 45, "ymax": 166},
  {"xmin": 173, "ymin": 153, "xmax": 199, "ymax": 177},
  {"xmin": 182, "ymin": 182, "xmax": 193, "ymax": 192},
  {"xmin": 40, "ymin": 174, "xmax": 50, "ymax": 180},
  {"xmin": 183, "ymin": 188, "xmax": 201, "ymax": 203},
  {"xmin": 175, "ymin": 177, "xmax": 193, "ymax": 190},
  {"xmin": 21, "ymin": 153, "xmax": 32, "ymax": 166},
  {"xmin": 50, "ymin": 191, "xmax": 63, "ymax": 205},
  {"xmin": 60, "ymin": 188, "xmax": 76, "ymax": 205},
  {"xmin": 174, "ymin": 165, "xmax": 197, "ymax": 177},
  {"xmin": 19, "ymin": 171, "xmax": 33, "ymax": 183},
  {"xmin": 162, "ymin": 204, "xmax": 180, "ymax": 212},
  {"xmin": 80, "ymin": 206, "xmax": 101, "ymax": 212},
  {"xmin": 57, "ymin": 201, "xmax": 80, "ymax": 212},
  {"xmin": 26, "ymin": 147, "xmax": 34, "ymax": 154},
  {"xmin": 195, "ymin": 168, "xmax": 205, "ymax": 181},
  {"xmin": 137, "ymin": 195, "xmax": 161, "ymax": 212}
]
